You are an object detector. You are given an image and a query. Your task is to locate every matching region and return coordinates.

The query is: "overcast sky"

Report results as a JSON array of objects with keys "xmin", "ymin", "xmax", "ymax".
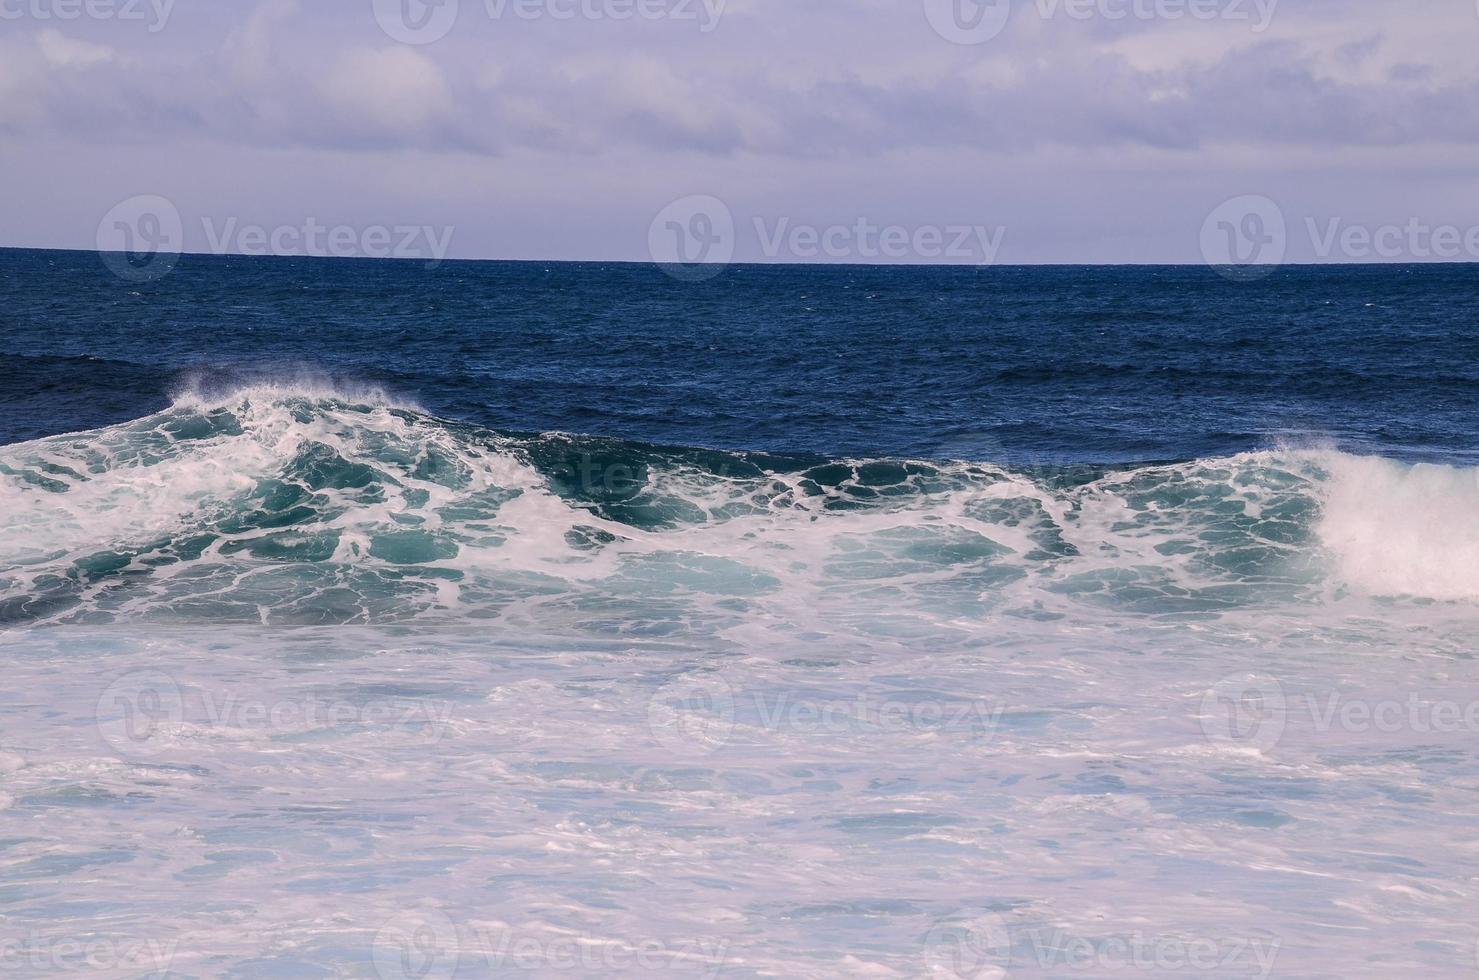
[{"xmin": 4, "ymin": 0, "xmax": 1479, "ymax": 264}]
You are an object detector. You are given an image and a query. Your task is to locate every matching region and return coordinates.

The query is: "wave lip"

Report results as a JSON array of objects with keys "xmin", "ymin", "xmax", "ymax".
[{"xmin": 166, "ymin": 368, "xmax": 419, "ymax": 413}]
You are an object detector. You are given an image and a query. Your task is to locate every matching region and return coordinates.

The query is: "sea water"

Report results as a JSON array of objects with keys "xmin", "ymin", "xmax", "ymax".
[{"xmin": 2, "ymin": 250, "xmax": 1478, "ymax": 977}]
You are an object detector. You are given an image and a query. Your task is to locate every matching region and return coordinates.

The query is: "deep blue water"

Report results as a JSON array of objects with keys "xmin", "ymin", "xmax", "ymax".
[{"xmin": 4, "ymin": 247, "xmax": 1477, "ymax": 461}]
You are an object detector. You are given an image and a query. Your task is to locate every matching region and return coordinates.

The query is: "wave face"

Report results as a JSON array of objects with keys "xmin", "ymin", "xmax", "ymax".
[{"xmin": 3, "ymin": 385, "xmax": 1473, "ymax": 630}]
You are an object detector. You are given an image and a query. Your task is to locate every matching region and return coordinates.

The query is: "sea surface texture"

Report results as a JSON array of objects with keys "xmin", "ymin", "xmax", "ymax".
[{"xmin": 2, "ymin": 249, "xmax": 1479, "ymax": 977}]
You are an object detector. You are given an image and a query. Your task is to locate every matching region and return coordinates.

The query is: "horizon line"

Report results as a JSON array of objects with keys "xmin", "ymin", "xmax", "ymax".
[{"xmin": 6, "ymin": 244, "xmax": 1479, "ymax": 271}]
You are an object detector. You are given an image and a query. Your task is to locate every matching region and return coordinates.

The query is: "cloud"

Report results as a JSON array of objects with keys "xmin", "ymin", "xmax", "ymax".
[
  {"xmin": 5, "ymin": 0, "xmax": 1479, "ymax": 159},
  {"xmin": 36, "ymin": 29, "xmax": 115, "ymax": 68},
  {"xmin": 318, "ymin": 47, "xmax": 456, "ymax": 144}
]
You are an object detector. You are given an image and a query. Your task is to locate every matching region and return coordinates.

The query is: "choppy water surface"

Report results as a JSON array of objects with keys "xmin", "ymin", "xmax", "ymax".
[{"xmin": 3, "ymin": 252, "xmax": 1479, "ymax": 976}]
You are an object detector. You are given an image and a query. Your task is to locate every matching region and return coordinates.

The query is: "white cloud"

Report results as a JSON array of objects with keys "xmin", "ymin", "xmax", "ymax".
[
  {"xmin": 36, "ymin": 29, "xmax": 115, "ymax": 69},
  {"xmin": 318, "ymin": 46, "xmax": 454, "ymax": 138}
]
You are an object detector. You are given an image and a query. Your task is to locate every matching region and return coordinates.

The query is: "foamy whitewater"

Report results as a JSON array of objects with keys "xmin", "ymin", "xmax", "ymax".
[{"xmin": 2, "ymin": 384, "xmax": 1478, "ymax": 976}]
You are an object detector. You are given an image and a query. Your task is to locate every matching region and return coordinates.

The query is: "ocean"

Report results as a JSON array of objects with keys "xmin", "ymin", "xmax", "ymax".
[{"xmin": 2, "ymin": 247, "xmax": 1478, "ymax": 976}]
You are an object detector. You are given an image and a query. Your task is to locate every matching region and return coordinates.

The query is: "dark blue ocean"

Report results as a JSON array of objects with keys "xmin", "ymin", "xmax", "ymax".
[
  {"xmin": 3, "ymin": 247, "xmax": 1479, "ymax": 976},
  {"xmin": 5, "ymin": 248, "xmax": 1477, "ymax": 461}
]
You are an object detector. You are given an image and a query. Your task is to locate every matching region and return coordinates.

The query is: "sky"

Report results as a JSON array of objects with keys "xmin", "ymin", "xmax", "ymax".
[{"xmin": 3, "ymin": 0, "xmax": 1479, "ymax": 265}]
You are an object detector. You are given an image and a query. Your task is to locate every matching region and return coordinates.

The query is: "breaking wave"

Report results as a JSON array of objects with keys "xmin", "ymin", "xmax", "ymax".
[{"xmin": 1, "ymin": 383, "xmax": 1475, "ymax": 629}]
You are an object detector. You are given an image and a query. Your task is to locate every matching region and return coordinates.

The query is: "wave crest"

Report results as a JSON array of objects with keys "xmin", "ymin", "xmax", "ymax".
[
  {"xmin": 1, "ymin": 395, "xmax": 1477, "ymax": 627},
  {"xmin": 166, "ymin": 369, "xmax": 417, "ymax": 413},
  {"xmin": 1318, "ymin": 453, "xmax": 1479, "ymax": 602}
]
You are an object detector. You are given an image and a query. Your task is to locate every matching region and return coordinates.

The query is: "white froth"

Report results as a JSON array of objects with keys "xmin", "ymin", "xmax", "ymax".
[
  {"xmin": 1316, "ymin": 451, "xmax": 1479, "ymax": 601},
  {"xmin": 4, "ymin": 388, "xmax": 1479, "ymax": 632},
  {"xmin": 4, "ymin": 392, "xmax": 1479, "ymax": 975}
]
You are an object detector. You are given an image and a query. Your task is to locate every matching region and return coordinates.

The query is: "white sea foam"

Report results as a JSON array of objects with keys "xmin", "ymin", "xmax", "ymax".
[
  {"xmin": 1316, "ymin": 450, "xmax": 1479, "ymax": 600},
  {"xmin": 3, "ymin": 390, "xmax": 1479, "ymax": 976},
  {"xmin": 166, "ymin": 371, "xmax": 419, "ymax": 412}
]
